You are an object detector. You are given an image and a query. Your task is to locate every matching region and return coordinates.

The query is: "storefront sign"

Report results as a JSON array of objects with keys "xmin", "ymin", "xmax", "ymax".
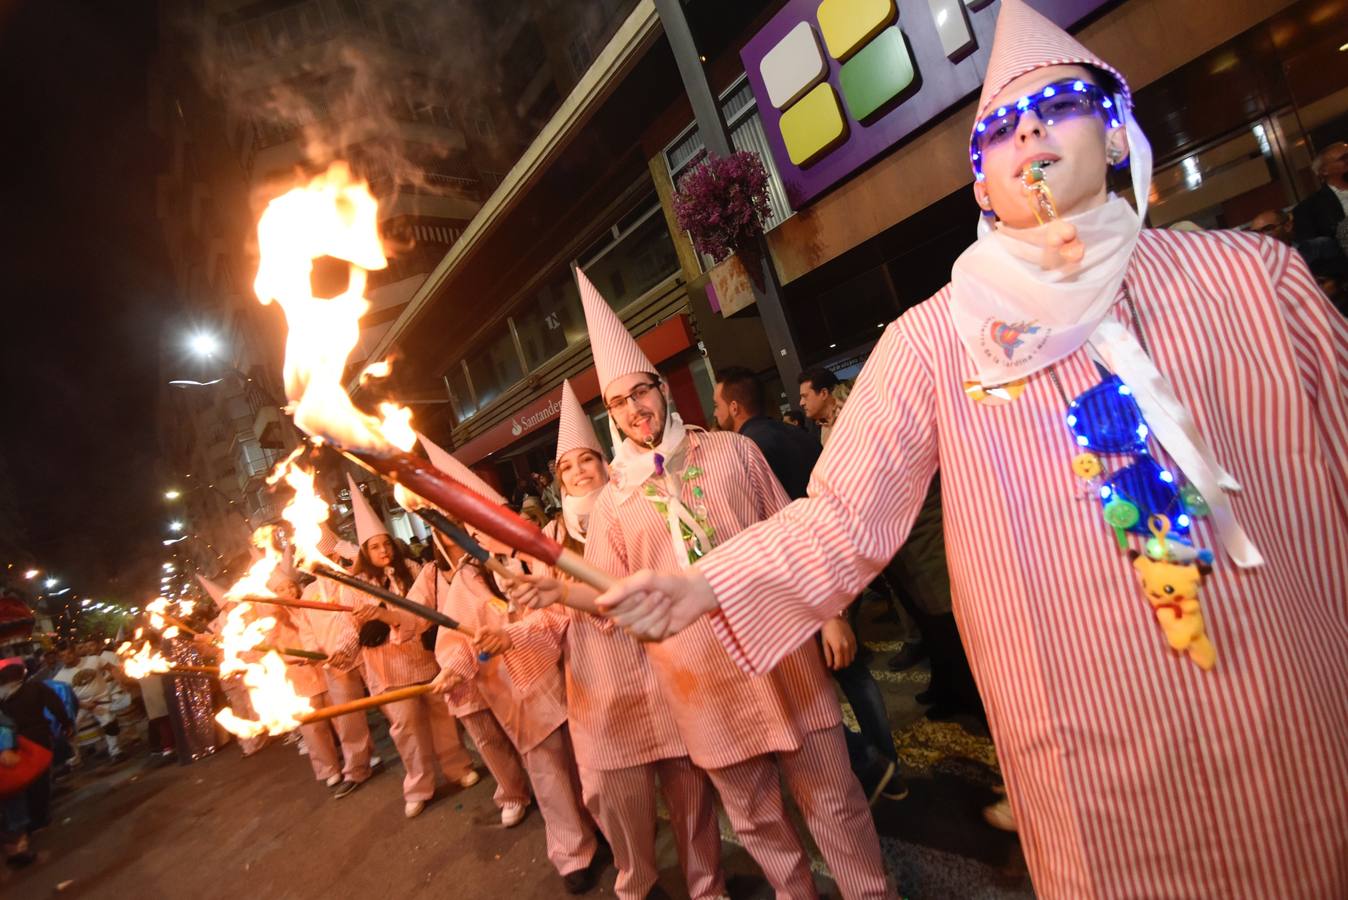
[{"xmin": 741, "ymin": 0, "xmax": 1111, "ymax": 207}]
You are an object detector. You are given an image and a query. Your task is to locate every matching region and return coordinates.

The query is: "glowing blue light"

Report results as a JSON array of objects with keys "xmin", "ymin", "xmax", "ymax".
[
  {"xmin": 1137, "ymin": 423, "xmax": 1149, "ymax": 440},
  {"xmin": 1110, "ymin": 118, "xmax": 1120, "ymax": 128},
  {"xmin": 1118, "ymin": 384, "xmax": 1132, "ymax": 396},
  {"xmin": 976, "ymin": 122, "xmax": 987, "ymax": 133},
  {"xmin": 1066, "ymin": 414, "xmax": 1078, "ymax": 427},
  {"xmin": 1159, "ymin": 470, "xmax": 1174, "ymax": 484},
  {"xmin": 1076, "ymin": 435, "xmax": 1090, "ymax": 447},
  {"xmin": 1100, "ymin": 486, "xmax": 1112, "ymax": 499},
  {"xmin": 972, "ymin": 152, "xmax": 980, "ymax": 160},
  {"xmin": 996, "ymin": 107, "xmax": 1007, "ymax": 117},
  {"xmin": 1042, "ymin": 85, "xmax": 1056, "ymax": 98},
  {"xmin": 1073, "ymin": 80, "xmax": 1085, "ymax": 92},
  {"xmin": 1177, "ymin": 515, "xmax": 1191, "ymax": 527},
  {"xmin": 1016, "ymin": 97, "xmax": 1030, "ymax": 110},
  {"xmin": 1102, "ymin": 98, "xmax": 1113, "ymax": 109}
]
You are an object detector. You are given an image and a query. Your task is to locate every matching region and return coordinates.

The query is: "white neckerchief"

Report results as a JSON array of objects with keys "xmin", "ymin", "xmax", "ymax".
[
  {"xmin": 948, "ymin": 107, "xmax": 1261, "ymax": 568},
  {"xmin": 561, "ymin": 486, "xmax": 601, "ymax": 543},
  {"xmin": 607, "ymin": 403, "xmax": 711, "ymax": 568}
]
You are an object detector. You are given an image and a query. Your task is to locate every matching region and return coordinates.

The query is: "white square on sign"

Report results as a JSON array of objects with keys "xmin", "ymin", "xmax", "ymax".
[{"xmin": 759, "ymin": 22, "xmax": 828, "ymax": 110}]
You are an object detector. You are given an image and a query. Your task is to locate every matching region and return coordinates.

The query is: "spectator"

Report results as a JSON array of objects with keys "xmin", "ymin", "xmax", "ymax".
[
  {"xmin": 797, "ymin": 366, "xmax": 846, "ymax": 446},
  {"xmin": 714, "ymin": 366, "xmax": 906, "ymax": 803},
  {"xmin": 781, "ymin": 407, "xmax": 808, "ymax": 430},
  {"xmin": 1252, "ymin": 207, "xmax": 1348, "ymax": 315},
  {"xmin": 1293, "ymin": 142, "xmax": 1348, "ymax": 245},
  {"xmin": 532, "ymin": 470, "xmax": 561, "ymax": 517},
  {"xmin": 0, "ymin": 658, "xmax": 73, "ymax": 859}
]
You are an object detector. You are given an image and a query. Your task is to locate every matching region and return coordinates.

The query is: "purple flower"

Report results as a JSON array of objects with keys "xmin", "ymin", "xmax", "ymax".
[{"xmin": 673, "ymin": 151, "xmax": 774, "ymax": 263}]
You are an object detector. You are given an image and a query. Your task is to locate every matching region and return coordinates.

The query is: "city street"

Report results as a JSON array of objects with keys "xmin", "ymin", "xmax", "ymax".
[{"xmin": 4, "ymin": 610, "xmax": 1030, "ymax": 900}]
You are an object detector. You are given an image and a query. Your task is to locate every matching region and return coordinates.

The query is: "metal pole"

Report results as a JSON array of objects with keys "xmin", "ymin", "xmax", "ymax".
[{"xmin": 653, "ymin": 0, "xmax": 803, "ymax": 387}]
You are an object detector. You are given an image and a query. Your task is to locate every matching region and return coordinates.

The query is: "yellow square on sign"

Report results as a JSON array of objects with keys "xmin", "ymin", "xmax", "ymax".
[
  {"xmin": 817, "ymin": 0, "xmax": 897, "ymax": 61},
  {"xmin": 780, "ymin": 82, "xmax": 847, "ymax": 166}
]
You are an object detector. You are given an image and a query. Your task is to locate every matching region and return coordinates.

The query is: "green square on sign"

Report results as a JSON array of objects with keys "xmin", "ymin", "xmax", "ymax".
[{"xmin": 839, "ymin": 27, "xmax": 914, "ymax": 122}]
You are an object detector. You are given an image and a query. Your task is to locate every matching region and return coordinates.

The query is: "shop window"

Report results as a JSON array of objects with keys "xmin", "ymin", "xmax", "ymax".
[
  {"xmin": 578, "ymin": 203, "xmax": 679, "ymax": 312},
  {"xmin": 513, "ymin": 275, "xmax": 586, "ymax": 371},
  {"xmin": 465, "ymin": 324, "xmax": 524, "ymax": 411},
  {"xmin": 445, "ymin": 363, "xmax": 476, "ymax": 422}
]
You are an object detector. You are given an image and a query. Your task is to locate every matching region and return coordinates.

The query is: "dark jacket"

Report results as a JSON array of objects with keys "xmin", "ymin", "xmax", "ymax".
[
  {"xmin": 737, "ymin": 416, "xmax": 822, "ymax": 501},
  {"xmin": 1293, "ymin": 184, "xmax": 1346, "ymax": 244},
  {"xmin": 0, "ymin": 679, "xmax": 74, "ymax": 749}
]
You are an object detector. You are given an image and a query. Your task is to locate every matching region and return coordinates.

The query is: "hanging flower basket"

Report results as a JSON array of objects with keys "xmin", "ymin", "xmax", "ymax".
[{"xmin": 672, "ymin": 150, "xmax": 774, "ymax": 266}]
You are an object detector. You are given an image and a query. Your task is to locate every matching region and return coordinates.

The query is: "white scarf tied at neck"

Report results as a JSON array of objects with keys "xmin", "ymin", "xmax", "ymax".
[
  {"xmin": 608, "ymin": 404, "xmax": 712, "ymax": 568},
  {"xmin": 561, "ymin": 487, "xmax": 601, "ymax": 543},
  {"xmin": 947, "ymin": 113, "xmax": 1261, "ymax": 567}
]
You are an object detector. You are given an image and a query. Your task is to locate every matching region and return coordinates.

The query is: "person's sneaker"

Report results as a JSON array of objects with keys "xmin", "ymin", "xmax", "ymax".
[
  {"xmin": 332, "ymin": 779, "xmax": 361, "ymax": 799},
  {"xmin": 562, "ymin": 867, "xmax": 598, "ymax": 894},
  {"xmin": 501, "ymin": 802, "xmax": 527, "ymax": 827},
  {"xmin": 983, "ymin": 797, "xmax": 1017, "ymax": 832},
  {"xmin": 369, "ymin": 755, "xmax": 384, "ymax": 770},
  {"xmin": 325, "ymin": 774, "xmax": 343, "ymax": 788},
  {"xmin": 458, "ymin": 770, "xmax": 481, "ymax": 789},
  {"xmin": 887, "ymin": 642, "xmax": 928, "ymax": 671},
  {"xmin": 404, "ymin": 800, "xmax": 426, "ymax": 819}
]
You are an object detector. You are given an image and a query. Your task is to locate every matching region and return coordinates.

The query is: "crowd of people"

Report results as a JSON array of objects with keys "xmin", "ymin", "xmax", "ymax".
[{"xmin": 5, "ymin": 2, "xmax": 1344, "ymax": 896}]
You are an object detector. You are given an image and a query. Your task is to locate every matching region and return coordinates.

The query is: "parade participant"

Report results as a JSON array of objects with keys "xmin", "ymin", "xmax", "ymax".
[
  {"xmin": 53, "ymin": 641, "xmax": 129, "ymax": 763},
  {"xmin": 595, "ymin": 2, "xmax": 1348, "ymax": 896},
  {"xmin": 293, "ymin": 534, "xmax": 382, "ymax": 798},
  {"xmin": 265, "ymin": 572, "xmax": 347, "ymax": 793},
  {"xmin": 196, "ymin": 576, "xmax": 267, "ymax": 757},
  {"xmin": 492, "ymin": 380, "xmax": 728, "ymax": 900},
  {"xmin": 574, "ymin": 283, "xmax": 891, "ymax": 900},
  {"xmin": 339, "ymin": 474, "xmax": 478, "ymax": 819},
  {"xmin": 416, "ymin": 433, "xmax": 602, "ymax": 895}
]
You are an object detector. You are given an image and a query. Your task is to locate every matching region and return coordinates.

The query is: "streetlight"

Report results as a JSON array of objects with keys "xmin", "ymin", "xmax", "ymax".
[
  {"xmin": 23, "ymin": 569, "xmax": 38, "ymax": 580},
  {"xmin": 164, "ymin": 489, "xmax": 182, "ymax": 501},
  {"xmin": 163, "ymin": 563, "xmax": 175, "ymax": 572},
  {"xmin": 190, "ymin": 332, "xmax": 220, "ymax": 358},
  {"xmin": 44, "ymin": 577, "xmax": 57, "ymax": 589},
  {"xmin": 169, "ymin": 521, "xmax": 185, "ymax": 532}
]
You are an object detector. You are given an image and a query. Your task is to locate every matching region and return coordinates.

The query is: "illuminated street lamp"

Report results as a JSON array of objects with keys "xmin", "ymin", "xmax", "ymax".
[
  {"xmin": 164, "ymin": 489, "xmax": 182, "ymax": 500},
  {"xmin": 190, "ymin": 332, "xmax": 220, "ymax": 358},
  {"xmin": 24, "ymin": 569, "xmax": 38, "ymax": 580},
  {"xmin": 45, "ymin": 577, "xmax": 58, "ymax": 589},
  {"xmin": 169, "ymin": 521, "xmax": 185, "ymax": 532},
  {"xmin": 163, "ymin": 536, "xmax": 188, "ymax": 546}
]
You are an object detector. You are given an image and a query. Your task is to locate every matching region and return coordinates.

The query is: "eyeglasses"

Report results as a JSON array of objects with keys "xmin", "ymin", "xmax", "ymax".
[
  {"xmin": 970, "ymin": 79, "xmax": 1119, "ymax": 178},
  {"xmin": 1067, "ymin": 374, "xmax": 1192, "ymax": 537},
  {"xmin": 604, "ymin": 380, "xmax": 661, "ymax": 413}
]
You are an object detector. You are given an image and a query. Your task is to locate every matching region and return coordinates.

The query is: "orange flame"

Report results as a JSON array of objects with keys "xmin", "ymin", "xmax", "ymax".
[
  {"xmin": 118, "ymin": 640, "xmax": 172, "ymax": 679},
  {"xmin": 252, "ymin": 163, "xmax": 415, "ymax": 454}
]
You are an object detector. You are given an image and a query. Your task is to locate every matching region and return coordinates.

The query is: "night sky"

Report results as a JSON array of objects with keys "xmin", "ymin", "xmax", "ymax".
[{"xmin": 0, "ymin": 0, "xmax": 172, "ymax": 599}]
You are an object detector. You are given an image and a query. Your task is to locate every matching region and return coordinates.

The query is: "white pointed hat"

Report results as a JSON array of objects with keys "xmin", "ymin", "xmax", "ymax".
[
  {"xmin": 196, "ymin": 575, "xmax": 227, "ymax": 606},
  {"xmin": 555, "ymin": 379, "xmax": 604, "ymax": 464},
  {"xmin": 416, "ymin": 431, "xmax": 508, "ymax": 505},
  {"xmin": 345, "ymin": 473, "xmax": 390, "ymax": 545},
  {"xmin": 975, "ymin": 0, "xmax": 1130, "ymax": 126},
  {"xmin": 576, "ymin": 268, "xmax": 656, "ymax": 394}
]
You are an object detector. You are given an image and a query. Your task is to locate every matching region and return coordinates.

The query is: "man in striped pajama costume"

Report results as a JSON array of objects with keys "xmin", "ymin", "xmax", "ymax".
[
  {"xmin": 574, "ymin": 271, "xmax": 893, "ymax": 899},
  {"xmin": 596, "ymin": 2, "xmax": 1348, "ymax": 898}
]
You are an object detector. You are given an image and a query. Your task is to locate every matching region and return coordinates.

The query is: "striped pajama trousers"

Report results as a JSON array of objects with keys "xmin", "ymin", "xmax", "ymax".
[
  {"xmin": 578, "ymin": 756, "xmax": 727, "ymax": 900},
  {"xmin": 461, "ymin": 713, "xmax": 598, "ymax": 876},
  {"xmin": 706, "ymin": 725, "xmax": 893, "ymax": 900}
]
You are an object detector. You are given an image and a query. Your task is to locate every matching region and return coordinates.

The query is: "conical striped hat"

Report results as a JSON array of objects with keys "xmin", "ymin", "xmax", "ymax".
[
  {"xmin": 576, "ymin": 267, "xmax": 656, "ymax": 394},
  {"xmin": 975, "ymin": 0, "xmax": 1131, "ymax": 130},
  {"xmin": 555, "ymin": 379, "xmax": 604, "ymax": 464},
  {"xmin": 345, "ymin": 473, "xmax": 390, "ymax": 545},
  {"xmin": 416, "ymin": 431, "xmax": 508, "ymax": 506}
]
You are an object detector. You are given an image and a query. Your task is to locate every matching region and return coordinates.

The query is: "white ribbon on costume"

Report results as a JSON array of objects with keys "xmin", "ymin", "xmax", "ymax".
[
  {"xmin": 608, "ymin": 401, "xmax": 712, "ymax": 568},
  {"xmin": 950, "ymin": 97, "xmax": 1261, "ymax": 567},
  {"xmin": 560, "ymin": 487, "xmax": 600, "ymax": 543}
]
